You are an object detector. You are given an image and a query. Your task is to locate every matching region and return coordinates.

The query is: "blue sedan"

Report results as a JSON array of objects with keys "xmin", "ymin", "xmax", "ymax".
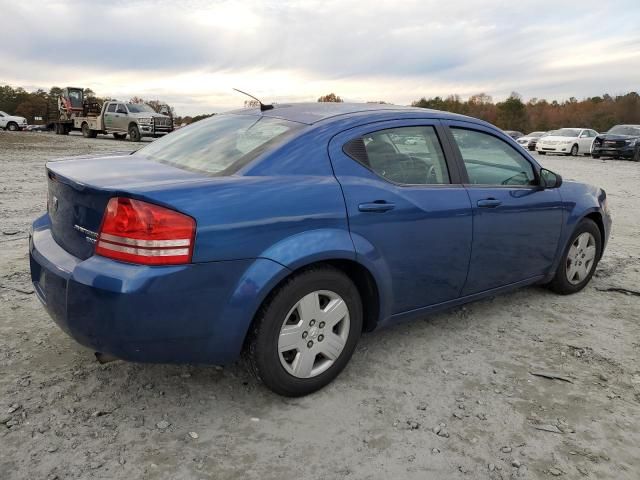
[{"xmin": 30, "ymin": 103, "xmax": 611, "ymax": 396}]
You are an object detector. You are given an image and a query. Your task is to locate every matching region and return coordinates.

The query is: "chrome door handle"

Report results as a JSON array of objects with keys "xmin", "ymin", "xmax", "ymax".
[
  {"xmin": 358, "ymin": 201, "xmax": 396, "ymax": 212},
  {"xmin": 477, "ymin": 198, "xmax": 502, "ymax": 208}
]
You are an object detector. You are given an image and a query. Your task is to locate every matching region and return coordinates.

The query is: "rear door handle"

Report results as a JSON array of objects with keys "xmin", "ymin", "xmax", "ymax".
[
  {"xmin": 477, "ymin": 198, "xmax": 502, "ymax": 208},
  {"xmin": 358, "ymin": 201, "xmax": 395, "ymax": 213}
]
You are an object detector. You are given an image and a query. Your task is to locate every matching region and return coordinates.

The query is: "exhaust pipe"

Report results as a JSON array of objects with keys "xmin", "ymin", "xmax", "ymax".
[{"xmin": 95, "ymin": 352, "xmax": 118, "ymax": 364}]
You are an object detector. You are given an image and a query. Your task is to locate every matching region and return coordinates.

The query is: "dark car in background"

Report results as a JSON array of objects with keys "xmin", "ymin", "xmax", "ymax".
[
  {"xmin": 503, "ymin": 130, "xmax": 524, "ymax": 140},
  {"xmin": 592, "ymin": 125, "xmax": 640, "ymax": 161},
  {"xmin": 516, "ymin": 131, "xmax": 546, "ymax": 151}
]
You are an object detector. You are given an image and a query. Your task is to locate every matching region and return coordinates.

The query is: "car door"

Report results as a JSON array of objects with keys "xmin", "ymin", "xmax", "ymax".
[
  {"xmin": 103, "ymin": 103, "xmax": 118, "ymax": 131},
  {"xmin": 328, "ymin": 120, "xmax": 473, "ymax": 315},
  {"xmin": 443, "ymin": 121, "xmax": 563, "ymax": 295},
  {"xmin": 578, "ymin": 129, "xmax": 593, "ymax": 153},
  {"xmin": 111, "ymin": 103, "xmax": 129, "ymax": 131}
]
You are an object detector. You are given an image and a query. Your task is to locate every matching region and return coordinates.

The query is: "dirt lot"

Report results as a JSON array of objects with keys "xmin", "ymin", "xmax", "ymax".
[{"xmin": 1, "ymin": 131, "xmax": 639, "ymax": 480}]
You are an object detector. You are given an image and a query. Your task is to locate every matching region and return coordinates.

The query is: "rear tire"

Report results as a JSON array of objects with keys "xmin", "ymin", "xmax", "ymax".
[
  {"xmin": 246, "ymin": 266, "xmax": 362, "ymax": 397},
  {"xmin": 538, "ymin": 151, "xmax": 546, "ymax": 155},
  {"xmin": 128, "ymin": 124, "xmax": 141, "ymax": 142},
  {"xmin": 633, "ymin": 147, "xmax": 640, "ymax": 162},
  {"xmin": 547, "ymin": 219, "xmax": 601, "ymax": 295},
  {"xmin": 81, "ymin": 123, "xmax": 91, "ymax": 138},
  {"xmin": 592, "ymin": 154, "xmax": 600, "ymax": 159}
]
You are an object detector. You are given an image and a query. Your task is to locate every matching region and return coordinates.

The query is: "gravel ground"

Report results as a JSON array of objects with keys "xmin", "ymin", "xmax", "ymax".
[{"xmin": 1, "ymin": 131, "xmax": 639, "ymax": 480}]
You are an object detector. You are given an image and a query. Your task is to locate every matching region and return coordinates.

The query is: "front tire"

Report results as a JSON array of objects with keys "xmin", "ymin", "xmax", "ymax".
[
  {"xmin": 7, "ymin": 122, "xmax": 18, "ymax": 131},
  {"xmin": 548, "ymin": 219, "xmax": 601, "ymax": 295},
  {"xmin": 246, "ymin": 266, "xmax": 362, "ymax": 396},
  {"xmin": 128, "ymin": 124, "xmax": 141, "ymax": 142}
]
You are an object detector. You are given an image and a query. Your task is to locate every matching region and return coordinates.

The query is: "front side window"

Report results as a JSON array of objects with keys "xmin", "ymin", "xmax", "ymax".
[
  {"xmin": 343, "ymin": 126, "xmax": 450, "ymax": 185},
  {"xmin": 451, "ymin": 128, "xmax": 535, "ymax": 186},
  {"xmin": 137, "ymin": 114, "xmax": 302, "ymax": 175}
]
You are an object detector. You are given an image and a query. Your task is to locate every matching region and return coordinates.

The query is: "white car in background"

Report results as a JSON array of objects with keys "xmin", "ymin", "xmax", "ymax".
[
  {"xmin": 536, "ymin": 128, "xmax": 598, "ymax": 156},
  {"xmin": 0, "ymin": 111, "xmax": 28, "ymax": 131}
]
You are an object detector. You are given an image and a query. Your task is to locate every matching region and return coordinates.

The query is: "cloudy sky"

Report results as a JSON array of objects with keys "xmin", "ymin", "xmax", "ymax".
[{"xmin": 2, "ymin": 0, "xmax": 639, "ymax": 116}]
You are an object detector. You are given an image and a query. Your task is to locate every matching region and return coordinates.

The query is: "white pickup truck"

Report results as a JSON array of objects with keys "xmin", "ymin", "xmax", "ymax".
[{"xmin": 0, "ymin": 111, "xmax": 28, "ymax": 131}]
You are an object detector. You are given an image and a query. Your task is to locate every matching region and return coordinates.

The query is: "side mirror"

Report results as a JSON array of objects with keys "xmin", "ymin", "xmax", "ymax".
[{"xmin": 539, "ymin": 168, "xmax": 562, "ymax": 189}]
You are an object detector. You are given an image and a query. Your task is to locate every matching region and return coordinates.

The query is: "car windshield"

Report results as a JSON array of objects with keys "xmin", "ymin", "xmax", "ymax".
[
  {"xmin": 137, "ymin": 114, "xmax": 302, "ymax": 175},
  {"xmin": 608, "ymin": 125, "xmax": 640, "ymax": 136},
  {"xmin": 528, "ymin": 131, "xmax": 545, "ymax": 137},
  {"xmin": 126, "ymin": 104, "xmax": 155, "ymax": 113},
  {"xmin": 552, "ymin": 129, "xmax": 581, "ymax": 137}
]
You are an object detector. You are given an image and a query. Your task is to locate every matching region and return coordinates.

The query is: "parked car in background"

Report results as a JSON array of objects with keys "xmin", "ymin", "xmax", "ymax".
[
  {"xmin": 591, "ymin": 125, "xmax": 640, "ymax": 161},
  {"xmin": 536, "ymin": 128, "xmax": 598, "ymax": 156},
  {"xmin": 503, "ymin": 130, "xmax": 524, "ymax": 140},
  {"xmin": 30, "ymin": 103, "xmax": 611, "ymax": 396},
  {"xmin": 0, "ymin": 111, "xmax": 28, "ymax": 131},
  {"xmin": 516, "ymin": 131, "xmax": 546, "ymax": 151}
]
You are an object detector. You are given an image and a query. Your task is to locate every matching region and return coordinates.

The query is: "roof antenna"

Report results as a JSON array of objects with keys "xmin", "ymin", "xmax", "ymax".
[{"xmin": 233, "ymin": 88, "xmax": 274, "ymax": 111}]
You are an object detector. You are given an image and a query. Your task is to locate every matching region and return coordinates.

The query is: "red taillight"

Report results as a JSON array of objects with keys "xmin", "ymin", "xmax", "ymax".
[{"xmin": 95, "ymin": 197, "xmax": 195, "ymax": 265}]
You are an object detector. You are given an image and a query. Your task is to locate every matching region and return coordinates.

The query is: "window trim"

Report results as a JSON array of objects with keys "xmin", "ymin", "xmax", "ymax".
[
  {"xmin": 339, "ymin": 120, "xmax": 464, "ymax": 187},
  {"xmin": 442, "ymin": 121, "xmax": 542, "ymax": 189}
]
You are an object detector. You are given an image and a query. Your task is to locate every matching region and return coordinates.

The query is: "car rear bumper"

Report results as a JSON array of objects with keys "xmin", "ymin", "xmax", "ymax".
[{"xmin": 29, "ymin": 214, "xmax": 280, "ymax": 365}]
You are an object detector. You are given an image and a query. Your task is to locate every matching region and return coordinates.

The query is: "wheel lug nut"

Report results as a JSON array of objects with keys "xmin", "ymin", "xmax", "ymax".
[
  {"xmin": 309, "ymin": 320, "xmax": 316, "ymax": 326},
  {"xmin": 307, "ymin": 340, "xmax": 313, "ymax": 348},
  {"xmin": 319, "ymin": 321, "xmax": 325, "ymax": 328},
  {"xmin": 302, "ymin": 331, "xmax": 308, "ymax": 339},
  {"xmin": 318, "ymin": 334, "xmax": 324, "ymax": 342}
]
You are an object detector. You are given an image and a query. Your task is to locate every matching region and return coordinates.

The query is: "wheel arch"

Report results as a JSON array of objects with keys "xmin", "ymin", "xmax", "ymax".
[
  {"xmin": 238, "ymin": 258, "xmax": 381, "ymax": 355},
  {"xmin": 584, "ymin": 211, "xmax": 605, "ymax": 259}
]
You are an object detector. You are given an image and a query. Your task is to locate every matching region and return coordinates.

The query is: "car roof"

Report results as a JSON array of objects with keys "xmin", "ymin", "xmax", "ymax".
[{"xmin": 226, "ymin": 102, "xmax": 473, "ymax": 125}]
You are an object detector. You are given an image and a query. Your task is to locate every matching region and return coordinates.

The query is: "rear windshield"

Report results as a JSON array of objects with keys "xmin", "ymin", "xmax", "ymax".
[{"xmin": 137, "ymin": 114, "xmax": 302, "ymax": 175}]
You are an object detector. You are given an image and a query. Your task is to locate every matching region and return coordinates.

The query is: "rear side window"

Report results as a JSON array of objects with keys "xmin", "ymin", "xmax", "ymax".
[
  {"xmin": 451, "ymin": 128, "xmax": 535, "ymax": 186},
  {"xmin": 137, "ymin": 115, "xmax": 302, "ymax": 175},
  {"xmin": 106, "ymin": 104, "xmax": 116, "ymax": 113},
  {"xmin": 343, "ymin": 126, "xmax": 450, "ymax": 185}
]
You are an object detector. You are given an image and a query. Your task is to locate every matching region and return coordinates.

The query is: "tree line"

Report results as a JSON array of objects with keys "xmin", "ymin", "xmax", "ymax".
[
  {"xmin": 3, "ymin": 84, "xmax": 639, "ymax": 132},
  {"xmin": 317, "ymin": 91, "xmax": 640, "ymax": 132},
  {"xmin": 409, "ymin": 92, "xmax": 640, "ymax": 133}
]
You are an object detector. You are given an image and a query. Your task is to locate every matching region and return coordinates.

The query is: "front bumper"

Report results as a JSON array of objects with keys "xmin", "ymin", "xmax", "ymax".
[
  {"xmin": 139, "ymin": 124, "xmax": 173, "ymax": 137},
  {"xmin": 591, "ymin": 145, "xmax": 635, "ymax": 158},
  {"xmin": 29, "ymin": 214, "xmax": 270, "ymax": 365},
  {"xmin": 537, "ymin": 144, "xmax": 572, "ymax": 153}
]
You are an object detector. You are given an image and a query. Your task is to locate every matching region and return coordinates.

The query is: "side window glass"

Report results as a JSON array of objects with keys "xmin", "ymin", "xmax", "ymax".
[
  {"xmin": 117, "ymin": 104, "xmax": 127, "ymax": 114},
  {"xmin": 343, "ymin": 126, "xmax": 450, "ymax": 185},
  {"xmin": 106, "ymin": 103, "xmax": 116, "ymax": 113},
  {"xmin": 451, "ymin": 128, "xmax": 535, "ymax": 186}
]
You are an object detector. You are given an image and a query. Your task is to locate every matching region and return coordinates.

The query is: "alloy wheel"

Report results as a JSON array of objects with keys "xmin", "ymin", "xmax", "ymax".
[
  {"xmin": 278, "ymin": 290, "xmax": 350, "ymax": 379},
  {"xmin": 566, "ymin": 232, "xmax": 596, "ymax": 285}
]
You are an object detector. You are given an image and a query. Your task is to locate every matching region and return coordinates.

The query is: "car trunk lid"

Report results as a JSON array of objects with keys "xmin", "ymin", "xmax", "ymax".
[{"xmin": 46, "ymin": 154, "xmax": 209, "ymax": 260}]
